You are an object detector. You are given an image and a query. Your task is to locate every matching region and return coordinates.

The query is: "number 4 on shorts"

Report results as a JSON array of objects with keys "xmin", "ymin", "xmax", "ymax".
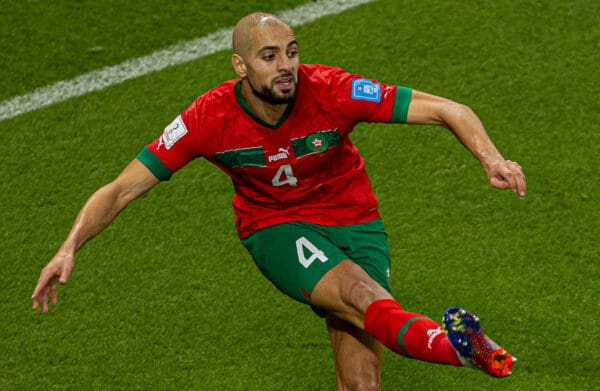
[{"xmin": 296, "ymin": 236, "xmax": 328, "ymax": 268}]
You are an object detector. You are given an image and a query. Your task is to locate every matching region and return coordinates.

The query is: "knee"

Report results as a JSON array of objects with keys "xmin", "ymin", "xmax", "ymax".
[
  {"xmin": 342, "ymin": 277, "xmax": 389, "ymax": 314},
  {"xmin": 312, "ymin": 261, "xmax": 392, "ymax": 325},
  {"xmin": 344, "ymin": 279, "xmax": 372, "ymax": 308}
]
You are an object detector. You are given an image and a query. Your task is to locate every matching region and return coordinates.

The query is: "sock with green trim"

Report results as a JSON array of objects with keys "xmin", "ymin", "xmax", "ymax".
[{"xmin": 364, "ymin": 299, "xmax": 461, "ymax": 365}]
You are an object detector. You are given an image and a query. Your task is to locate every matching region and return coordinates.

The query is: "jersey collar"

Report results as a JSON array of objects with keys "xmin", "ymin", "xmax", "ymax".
[{"xmin": 234, "ymin": 80, "xmax": 295, "ymax": 129}]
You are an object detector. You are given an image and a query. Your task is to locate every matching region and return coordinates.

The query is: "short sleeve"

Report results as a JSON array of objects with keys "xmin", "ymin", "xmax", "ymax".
[
  {"xmin": 136, "ymin": 99, "xmax": 203, "ymax": 181},
  {"xmin": 326, "ymin": 67, "xmax": 412, "ymax": 124},
  {"xmin": 390, "ymin": 86, "xmax": 413, "ymax": 123},
  {"xmin": 137, "ymin": 146, "xmax": 173, "ymax": 181}
]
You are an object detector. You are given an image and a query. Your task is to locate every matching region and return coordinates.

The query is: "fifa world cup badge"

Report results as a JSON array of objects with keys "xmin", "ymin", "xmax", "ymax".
[{"xmin": 306, "ymin": 133, "xmax": 328, "ymax": 155}]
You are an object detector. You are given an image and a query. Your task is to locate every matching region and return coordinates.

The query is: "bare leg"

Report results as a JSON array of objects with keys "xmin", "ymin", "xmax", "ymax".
[
  {"xmin": 311, "ymin": 260, "xmax": 392, "ymax": 328},
  {"xmin": 327, "ymin": 314, "xmax": 383, "ymax": 391}
]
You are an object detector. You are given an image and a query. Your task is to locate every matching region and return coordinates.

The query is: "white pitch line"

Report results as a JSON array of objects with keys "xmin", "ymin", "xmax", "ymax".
[{"xmin": 0, "ymin": 0, "xmax": 375, "ymax": 122}]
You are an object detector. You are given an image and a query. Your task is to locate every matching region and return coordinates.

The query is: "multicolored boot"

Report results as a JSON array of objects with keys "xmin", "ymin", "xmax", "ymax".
[{"xmin": 442, "ymin": 307, "xmax": 516, "ymax": 377}]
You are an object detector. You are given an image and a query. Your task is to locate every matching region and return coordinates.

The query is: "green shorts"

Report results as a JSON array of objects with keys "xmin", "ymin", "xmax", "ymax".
[{"xmin": 241, "ymin": 218, "xmax": 391, "ymax": 306}]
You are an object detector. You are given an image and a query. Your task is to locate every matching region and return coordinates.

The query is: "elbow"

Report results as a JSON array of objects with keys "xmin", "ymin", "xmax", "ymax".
[
  {"xmin": 99, "ymin": 181, "xmax": 134, "ymax": 209},
  {"xmin": 438, "ymin": 101, "xmax": 475, "ymax": 129},
  {"xmin": 116, "ymin": 184, "xmax": 142, "ymax": 207}
]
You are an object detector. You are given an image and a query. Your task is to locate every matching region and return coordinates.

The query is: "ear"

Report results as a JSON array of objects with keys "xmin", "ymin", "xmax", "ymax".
[{"xmin": 231, "ymin": 54, "xmax": 247, "ymax": 78}]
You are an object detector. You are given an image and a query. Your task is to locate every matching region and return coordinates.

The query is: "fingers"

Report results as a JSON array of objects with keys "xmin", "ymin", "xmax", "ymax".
[
  {"xmin": 31, "ymin": 277, "xmax": 45, "ymax": 311},
  {"xmin": 31, "ymin": 286, "xmax": 48, "ymax": 313},
  {"xmin": 32, "ymin": 284, "xmax": 55, "ymax": 313},
  {"xmin": 489, "ymin": 160, "xmax": 526, "ymax": 199},
  {"xmin": 59, "ymin": 262, "xmax": 74, "ymax": 285},
  {"xmin": 32, "ymin": 270, "xmax": 61, "ymax": 313},
  {"xmin": 505, "ymin": 160, "xmax": 526, "ymax": 199},
  {"xmin": 32, "ymin": 285, "xmax": 58, "ymax": 313},
  {"xmin": 32, "ymin": 294, "xmax": 39, "ymax": 311},
  {"xmin": 51, "ymin": 284, "xmax": 58, "ymax": 306},
  {"xmin": 32, "ymin": 253, "xmax": 74, "ymax": 313},
  {"xmin": 42, "ymin": 287, "xmax": 49, "ymax": 313}
]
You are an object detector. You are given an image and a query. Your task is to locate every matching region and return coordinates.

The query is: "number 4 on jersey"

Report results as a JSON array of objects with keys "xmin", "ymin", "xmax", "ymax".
[
  {"xmin": 296, "ymin": 236, "xmax": 328, "ymax": 268},
  {"xmin": 272, "ymin": 164, "xmax": 298, "ymax": 187}
]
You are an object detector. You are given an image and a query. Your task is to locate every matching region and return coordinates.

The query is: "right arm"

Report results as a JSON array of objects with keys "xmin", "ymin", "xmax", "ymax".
[{"xmin": 32, "ymin": 159, "xmax": 160, "ymax": 313}]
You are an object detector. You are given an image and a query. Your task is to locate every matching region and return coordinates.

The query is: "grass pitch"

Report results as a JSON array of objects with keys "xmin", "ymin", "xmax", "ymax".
[{"xmin": 1, "ymin": 0, "xmax": 598, "ymax": 389}]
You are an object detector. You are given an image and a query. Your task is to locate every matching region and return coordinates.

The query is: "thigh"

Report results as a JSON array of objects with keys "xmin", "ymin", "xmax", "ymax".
[
  {"xmin": 327, "ymin": 315, "xmax": 383, "ymax": 391},
  {"xmin": 329, "ymin": 218, "xmax": 392, "ymax": 292},
  {"xmin": 241, "ymin": 222, "xmax": 348, "ymax": 304}
]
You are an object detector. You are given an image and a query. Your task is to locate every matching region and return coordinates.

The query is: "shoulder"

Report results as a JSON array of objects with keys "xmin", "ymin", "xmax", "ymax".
[
  {"xmin": 183, "ymin": 79, "xmax": 239, "ymax": 124},
  {"xmin": 176, "ymin": 79, "xmax": 239, "ymax": 143},
  {"xmin": 297, "ymin": 64, "xmax": 356, "ymax": 104},
  {"xmin": 299, "ymin": 64, "xmax": 352, "ymax": 85},
  {"xmin": 191, "ymin": 79, "xmax": 238, "ymax": 108},
  {"xmin": 298, "ymin": 64, "xmax": 372, "ymax": 107}
]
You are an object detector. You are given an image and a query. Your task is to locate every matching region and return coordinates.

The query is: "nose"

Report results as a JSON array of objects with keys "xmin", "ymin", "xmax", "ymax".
[{"xmin": 277, "ymin": 54, "xmax": 292, "ymax": 72}]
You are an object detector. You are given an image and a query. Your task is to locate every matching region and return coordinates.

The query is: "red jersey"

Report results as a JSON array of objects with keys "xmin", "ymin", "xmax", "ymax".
[{"xmin": 137, "ymin": 64, "xmax": 412, "ymax": 238}]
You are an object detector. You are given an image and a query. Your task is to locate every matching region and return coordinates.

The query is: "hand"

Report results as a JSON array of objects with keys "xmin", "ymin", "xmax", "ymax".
[
  {"xmin": 32, "ymin": 252, "xmax": 75, "ymax": 313},
  {"xmin": 486, "ymin": 159, "xmax": 526, "ymax": 199}
]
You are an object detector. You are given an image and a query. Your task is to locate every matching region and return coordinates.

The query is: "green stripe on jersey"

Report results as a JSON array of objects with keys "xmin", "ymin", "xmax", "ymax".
[
  {"xmin": 137, "ymin": 147, "xmax": 173, "ymax": 181},
  {"xmin": 292, "ymin": 129, "xmax": 342, "ymax": 158},
  {"xmin": 391, "ymin": 86, "xmax": 413, "ymax": 123},
  {"xmin": 216, "ymin": 147, "xmax": 266, "ymax": 168}
]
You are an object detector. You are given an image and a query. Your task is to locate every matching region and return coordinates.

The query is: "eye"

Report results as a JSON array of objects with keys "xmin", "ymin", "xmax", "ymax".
[
  {"xmin": 287, "ymin": 49, "xmax": 298, "ymax": 58},
  {"xmin": 262, "ymin": 54, "xmax": 276, "ymax": 61}
]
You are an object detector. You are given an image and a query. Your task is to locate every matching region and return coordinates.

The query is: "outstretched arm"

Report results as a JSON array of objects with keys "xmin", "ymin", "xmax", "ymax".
[
  {"xmin": 406, "ymin": 90, "xmax": 526, "ymax": 199},
  {"xmin": 32, "ymin": 159, "xmax": 160, "ymax": 313}
]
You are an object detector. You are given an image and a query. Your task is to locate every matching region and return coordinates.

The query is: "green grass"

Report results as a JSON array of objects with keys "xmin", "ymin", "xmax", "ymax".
[{"xmin": 1, "ymin": 0, "xmax": 599, "ymax": 389}]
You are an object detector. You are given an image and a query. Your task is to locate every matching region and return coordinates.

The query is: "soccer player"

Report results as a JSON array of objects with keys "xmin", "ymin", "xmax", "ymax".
[{"xmin": 32, "ymin": 12, "xmax": 526, "ymax": 389}]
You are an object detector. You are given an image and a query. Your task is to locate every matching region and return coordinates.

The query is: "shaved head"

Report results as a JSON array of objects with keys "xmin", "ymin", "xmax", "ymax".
[
  {"xmin": 231, "ymin": 12, "xmax": 299, "ymax": 112},
  {"xmin": 232, "ymin": 13, "xmax": 290, "ymax": 58}
]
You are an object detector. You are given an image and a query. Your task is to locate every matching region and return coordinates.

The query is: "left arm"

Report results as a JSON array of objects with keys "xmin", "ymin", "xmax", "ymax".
[{"xmin": 406, "ymin": 90, "xmax": 526, "ymax": 199}]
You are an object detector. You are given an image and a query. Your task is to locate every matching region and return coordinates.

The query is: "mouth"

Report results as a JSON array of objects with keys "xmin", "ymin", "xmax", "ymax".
[{"xmin": 274, "ymin": 75, "xmax": 295, "ymax": 91}]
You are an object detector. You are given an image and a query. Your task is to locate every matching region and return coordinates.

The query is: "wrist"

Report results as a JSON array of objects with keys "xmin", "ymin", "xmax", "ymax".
[
  {"xmin": 480, "ymin": 152, "xmax": 505, "ymax": 173},
  {"xmin": 58, "ymin": 240, "xmax": 78, "ymax": 256}
]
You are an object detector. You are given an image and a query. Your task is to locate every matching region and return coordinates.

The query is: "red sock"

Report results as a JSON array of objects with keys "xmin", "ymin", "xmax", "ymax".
[{"xmin": 364, "ymin": 299, "xmax": 461, "ymax": 366}]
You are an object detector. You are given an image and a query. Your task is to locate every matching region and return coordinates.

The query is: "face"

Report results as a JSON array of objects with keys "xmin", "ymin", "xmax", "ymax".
[{"xmin": 235, "ymin": 23, "xmax": 299, "ymax": 105}]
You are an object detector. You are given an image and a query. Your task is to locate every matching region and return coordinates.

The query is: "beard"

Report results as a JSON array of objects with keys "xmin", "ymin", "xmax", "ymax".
[{"xmin": 248, "ymin": 73, "xmax": 297, "ymax": 105}]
